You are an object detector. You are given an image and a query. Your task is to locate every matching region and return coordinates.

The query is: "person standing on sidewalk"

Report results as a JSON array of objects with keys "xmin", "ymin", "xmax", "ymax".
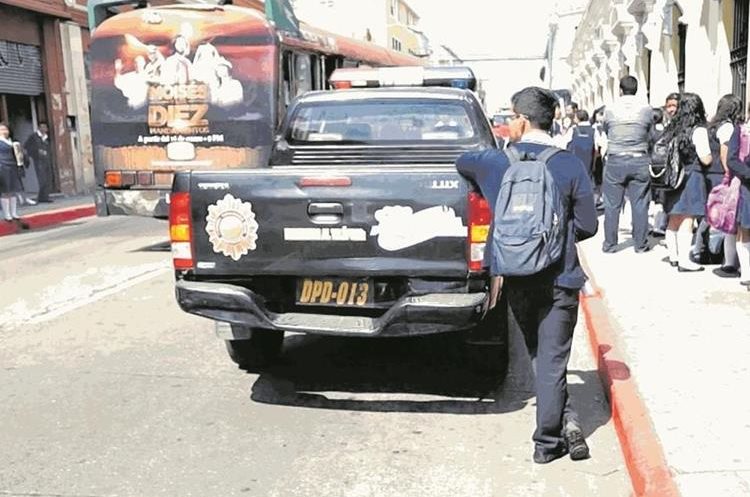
[
  {"xmin": 601, "ymin": 76, "xmax": 654, "ymax": 253},
  {"xmin": 661, "ymin": 93, "xmax": 713, "ymax": 272},
  {"xmin": 653, "ymin": 93, "xmax": 682, "ymax": 236},
  {"xmin": 694, "ymin": 95, "xmax": 744, "ymax": 274},
  {"xmin": 24, "ymin": 123, "xmax": 54, "ymax": 204},
  {"xmin": 456, "ymin": 86, "xmax": 598, "ymax": 464},
  {"xmin": 0, "ymin": 123, "xmax": 28, "ymax": 228},
  {"xmin": 565, "ymin": 110, "xmax": 596, "ymax": 180},
  {"xmin": 727, "ymin": 118, "xmax": 750, "ymax": 288}
]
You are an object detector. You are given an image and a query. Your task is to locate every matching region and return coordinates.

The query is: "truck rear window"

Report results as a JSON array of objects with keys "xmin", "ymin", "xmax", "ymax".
[{"xmin": 288, "ymin": 100, "xmax": 476, "ymax": 144}]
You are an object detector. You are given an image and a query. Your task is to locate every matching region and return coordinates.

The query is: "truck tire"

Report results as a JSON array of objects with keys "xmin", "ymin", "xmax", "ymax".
[
  {"xmin": 463, "ymin": 342, "xmax": 509, "ymax": 377},
  {"xmin": 463, "ymin": 298, "xmax": 509, "ymax": 377},
  {"xmin": 225, "ymin": 327, "xmax": 284, "ymax": 372}
]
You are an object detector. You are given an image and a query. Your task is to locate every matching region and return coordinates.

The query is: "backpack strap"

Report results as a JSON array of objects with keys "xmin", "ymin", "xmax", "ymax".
[
  {"xmin": 536, "ymin": 146, "xmax": 562, "ymax": 164},
  {"xmin": 505, "ymin": 146, "xmax": 522, "ymax": 165},
  {"xmin": 506, "ymin": 145, "xmax": 561, "ymax": 164}
]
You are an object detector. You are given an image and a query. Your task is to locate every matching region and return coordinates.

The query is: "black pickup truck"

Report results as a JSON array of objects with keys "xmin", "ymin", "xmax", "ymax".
[{"xmin": 171, "ymin": 86, "xmax": 506, "ymax": 371}]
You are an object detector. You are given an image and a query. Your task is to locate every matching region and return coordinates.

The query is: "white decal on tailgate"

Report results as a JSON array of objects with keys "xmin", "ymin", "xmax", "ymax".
[
  {"xmin": 205, "ymin": 194, "xmax": 259, "ymax": 261},
  {"xmin": 370, "ymin": 205, "xmax": 467, "ymax": 251},
  {"xmin": 284, "ymin": 227, "xmax": 367, "ymax": 242}
]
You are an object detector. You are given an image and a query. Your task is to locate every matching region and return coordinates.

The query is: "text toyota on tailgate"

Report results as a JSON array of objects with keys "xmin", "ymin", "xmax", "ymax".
[{"xmin": 170, "ymin": 84, "xmax": 505, "ymax": 372}]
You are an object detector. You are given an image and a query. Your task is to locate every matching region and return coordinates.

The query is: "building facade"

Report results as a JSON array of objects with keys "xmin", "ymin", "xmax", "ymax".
[
  {"xmin": 292, "ymin": 0, "xmax": 428, "ymax": 56},
  {"xmin": 568, "ymin": 0, "xmax": 748, "ymax": 115},
  {"xmin": 0, "ymin": 0, "xmax": 93, "ymax": 196}
]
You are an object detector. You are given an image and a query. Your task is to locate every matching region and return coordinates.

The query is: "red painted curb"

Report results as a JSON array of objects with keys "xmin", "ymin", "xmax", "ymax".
[
  {"xmin": 0, "ymin": 204, "xmax": 96, "ymax": 237},
  {"xmin": 579, "ymin": 255, "xmax": 681, "ymax": 497}
]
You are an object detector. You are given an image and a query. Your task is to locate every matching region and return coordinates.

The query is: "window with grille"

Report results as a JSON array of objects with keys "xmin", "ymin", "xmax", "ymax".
[
  {"xmin": 677, "ymin": 23, "xmax": 687, "ymax": 93},
  {"xmin": 732, "ymin": 0, "xmax": 749, "ymax": 108}
]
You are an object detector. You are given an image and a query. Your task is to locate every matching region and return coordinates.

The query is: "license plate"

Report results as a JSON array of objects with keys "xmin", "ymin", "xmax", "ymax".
[{"xmin": 296, "ymin": 278, "xmax": 373, "ymax": 307}]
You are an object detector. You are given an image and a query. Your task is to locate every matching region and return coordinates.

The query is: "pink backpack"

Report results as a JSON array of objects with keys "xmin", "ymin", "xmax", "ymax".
[
  {"xmin": 706, "ymin": 176, "xmax": 741, "ymax": 234},
  {"xmin": 739, "ymin": 124, "xmax": 750, "ymax": 161}
]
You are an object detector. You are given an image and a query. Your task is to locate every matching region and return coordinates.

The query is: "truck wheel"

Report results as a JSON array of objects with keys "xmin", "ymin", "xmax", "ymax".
[
  {"xmin": 225, "ymin": 327, "xmax": 284, "ymax": 372},
  {"xmin": 464, "ymin": 342, "xmax": 509, "ymax": 377},
  {"xmin": 463, "ymin": 299, "xmax": 509, "ymax": 377}
]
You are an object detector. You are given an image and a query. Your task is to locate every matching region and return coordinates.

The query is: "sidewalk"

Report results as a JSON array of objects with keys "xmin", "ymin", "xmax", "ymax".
[
  {"xmin": 579, "ymin": 207, "xmax": 750, "ymax": 497},
  {"xmin": 1, "ymin": 193, "xmax": 95, "ymax": 236}
]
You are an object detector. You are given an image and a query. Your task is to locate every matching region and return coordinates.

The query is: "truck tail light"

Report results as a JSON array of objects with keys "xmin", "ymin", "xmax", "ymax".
[
  {"xmin": 467, "ymin": 192, "xmax": 490, "ymax": 273},
  {"xmin": 169, "ymin": 192, "xmax": 194, "ymax": 270}
]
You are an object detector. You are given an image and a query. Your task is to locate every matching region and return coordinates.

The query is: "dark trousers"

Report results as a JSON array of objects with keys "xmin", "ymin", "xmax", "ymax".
[
  {"xmin": 602, "ymin": 154, "xmax": 651, "ymax": 250},
  {"xmin": 34, "ymin": 159, "xmax": 52, "ymax": 202},
  {"xmin": 506, "ymin": 281, "xmax": 580, "ymax": 453}
]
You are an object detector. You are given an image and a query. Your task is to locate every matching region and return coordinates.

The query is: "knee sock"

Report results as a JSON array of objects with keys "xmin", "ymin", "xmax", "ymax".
[
  {"xmin": 666, "ymin": 229, "xmax": 679, "ymax": 263},
  {"xmin": 738, "ymin": 241, "xmax": 750, "ymax": 280},
  {"xmin": 0, "ymin": 198, "xmax": 10, "ymax": 221},
  {"xmin": 678, "ymin": 228, "xmax": 699, "ymax": 268},
  {"xmin": 724, "ymin": 234, "xmax": 739, "ymax": 268},
  {"xmin": 9, "ymin": 196, "xmax": 18, "ymax": 219}
]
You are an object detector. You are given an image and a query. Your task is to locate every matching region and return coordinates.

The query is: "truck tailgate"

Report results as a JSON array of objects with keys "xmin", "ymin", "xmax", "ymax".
[{"xmin": 189, "ymin": 166, "xmax": 472, "ymax": 278}]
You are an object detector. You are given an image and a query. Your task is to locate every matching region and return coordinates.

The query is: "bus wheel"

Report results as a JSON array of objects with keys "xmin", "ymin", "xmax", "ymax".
[{"xmin": 225, "ymin": 327, "xmax": 284, "ymax": 372}]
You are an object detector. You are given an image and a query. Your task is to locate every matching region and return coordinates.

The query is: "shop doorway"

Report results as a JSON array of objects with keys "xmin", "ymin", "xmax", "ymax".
[{"xmin": 2, "ymin": 93, "xmax": 38, "ymax": 195}]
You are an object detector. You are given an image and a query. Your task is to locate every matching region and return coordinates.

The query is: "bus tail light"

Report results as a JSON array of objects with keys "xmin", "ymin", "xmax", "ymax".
[
  {"xmin": 104, "ymin": 170, "xmax": 136, "ymax": 188},
  {"xmin": 169, "ymin": 192, "xmax": 194, "ymax": 270},
  {"xmin": 104, "ymin": 171, "xmax": 122, "ymax": 188},
  {"xmin": 468, "ymin": 192, "xmax": 491, "ymax": 273}
]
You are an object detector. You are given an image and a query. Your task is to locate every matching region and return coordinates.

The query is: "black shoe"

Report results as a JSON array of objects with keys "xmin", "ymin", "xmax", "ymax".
[
  {"xmin": 661, "ymin": 257, "xmax": 678, "ymax": 267},
  {"xmin": 713, "ymin": 266, "xmax": 740, "ymax": 278},
  {"xmin": 532, "ymin": 445, "xmax": 569, "ymax": 464},
  {"xmin": 12, "ymin": 218, "xmax": 29, "ymax": 230},
  {"xmin": 689, "ymin": 252, "xmax": 709, "ymax": 265},
  {"xmin": 678, "ymin": 265, "xmax": 705, "ymax": 273},
  {"xmin": 740, "ymin": 280, "xmax": 750, "ymax": 287},
  {"xmin": 37, "ymin": 198, "xmax": 53, "ymax": 203},
  {"xmin": 563, "ymin": 426, "xmax": 591, "ymax": 461},
  {"xmin": 635, "ymin": 245, "xmax": 652, "ymax": 254},
  {"xmin": 602, "ymin": 245, "xmax": 618, "ymax": 254}
]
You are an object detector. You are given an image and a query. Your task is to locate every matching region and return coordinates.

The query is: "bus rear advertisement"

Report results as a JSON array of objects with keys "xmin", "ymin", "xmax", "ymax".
[{"xmin": 89, "ymin": 2, "xmax": 423, "ymax": 218}]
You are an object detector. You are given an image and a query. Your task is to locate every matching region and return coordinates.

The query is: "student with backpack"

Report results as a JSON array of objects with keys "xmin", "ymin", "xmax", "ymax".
[
  {"xmin": 456, "ymin": 86, "xmax": 598, "ymax": 464},
  {"xmin": 727, "ymin": 116, "xmax": 750, "ymax": 288},
  {"xmin": 693, "ymin": 94, "xmax": 744, "ymax": 274},
  {"xmin": 660, "ymin": 93, "xmax": 714, "ymax": 272}
]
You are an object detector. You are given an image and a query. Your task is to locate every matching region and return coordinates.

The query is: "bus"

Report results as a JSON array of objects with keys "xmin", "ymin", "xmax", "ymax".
[{"xmin": 87, "ymin": 1, "xmax": 424, "ymax": 217}]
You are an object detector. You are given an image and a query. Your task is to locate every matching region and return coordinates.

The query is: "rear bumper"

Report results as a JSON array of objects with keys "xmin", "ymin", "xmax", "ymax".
[
  {"xmin": 175, "ymin": 280, "xmax": 486, "ymax": 337},
  {"xmin": 95, "ymin": 188, "xmax": 170, "ymax": 218}
]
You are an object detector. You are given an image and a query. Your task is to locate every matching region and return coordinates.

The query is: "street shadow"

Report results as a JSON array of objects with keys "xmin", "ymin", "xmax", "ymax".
[
  {"xmin": 131, "ymin": 240, "xmax": 171, "ymax": 253},
  {"xmin": 248, "ymin": 324, "xmax": 613, "ymax": 439},
  {"xmin": 250, "ymin": 332, "xmax": 527, "ymax": 415},
  {"xmin": 566, "ymin": 369, "xmax": 614, "ymax": 439}
]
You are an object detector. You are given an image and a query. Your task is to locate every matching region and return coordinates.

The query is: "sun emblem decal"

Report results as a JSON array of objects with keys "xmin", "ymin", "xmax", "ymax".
[{"xmin": 205, "ymin": 194, "xmax": 259, "ymax": 261}]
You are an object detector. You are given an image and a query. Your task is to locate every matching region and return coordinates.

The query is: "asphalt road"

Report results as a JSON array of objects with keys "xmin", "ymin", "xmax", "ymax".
[{"xmin": 1, "ymin": 216, "xmax": 631, "ymax": 497}]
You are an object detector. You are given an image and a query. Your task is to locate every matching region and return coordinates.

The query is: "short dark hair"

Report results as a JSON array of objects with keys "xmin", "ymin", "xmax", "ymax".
[
  {"xmin": 665, "ymin": 93, "xmax": 680, "ymax": 103},
  {"xmin": 511, "ymin": 86, "xmax": 557, "ymax": 131},
  {"xmin": 652, "ymin": 107, "xmax": 664, "ymax": 125},
  {"xmin": 576, "ymin": 109, "xmax": 589, "ymax": 122},
  {"xmin": 568, "ymin": 102, "xmax": 579, "ymax": 111},
  {"xmin": 620, "ymin": 76, "xmax": 638, "ymax": 95}
]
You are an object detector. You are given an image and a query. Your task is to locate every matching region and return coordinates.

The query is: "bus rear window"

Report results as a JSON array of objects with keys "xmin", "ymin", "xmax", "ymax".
[{"xmin": 289, "ymin": 100, "xmax": 476, "ymax": 143}]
